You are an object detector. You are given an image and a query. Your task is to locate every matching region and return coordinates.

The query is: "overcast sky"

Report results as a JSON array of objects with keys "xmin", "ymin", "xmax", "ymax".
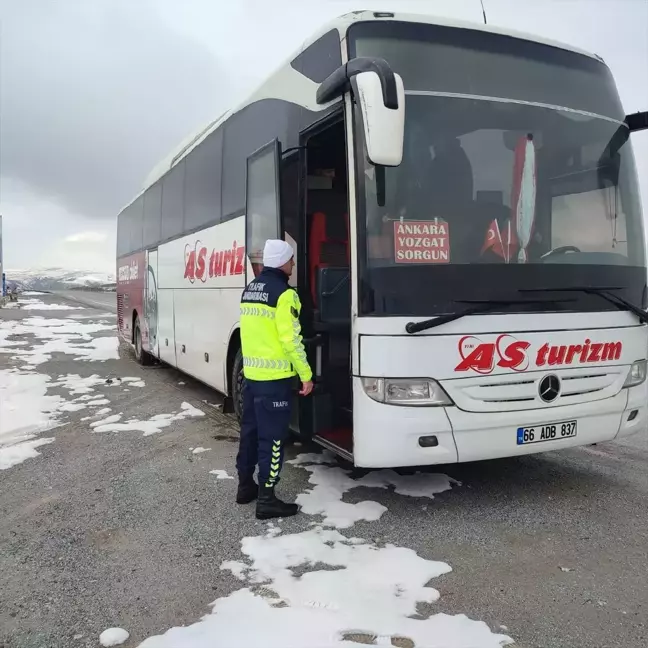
[{"xmin": 1, "ymin": 0, "xmax": 647, "ymax": 273}]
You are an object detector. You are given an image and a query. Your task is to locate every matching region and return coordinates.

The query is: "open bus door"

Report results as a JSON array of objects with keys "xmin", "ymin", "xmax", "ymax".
[{"xmin": 243, "ymin": 139, "xmax": 303, "ymax": 433}]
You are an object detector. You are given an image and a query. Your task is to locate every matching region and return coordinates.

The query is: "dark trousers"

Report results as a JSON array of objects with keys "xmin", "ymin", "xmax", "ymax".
[{"xmin": 236, "ymin": 377, "xmax": 293, "ymax": 488}]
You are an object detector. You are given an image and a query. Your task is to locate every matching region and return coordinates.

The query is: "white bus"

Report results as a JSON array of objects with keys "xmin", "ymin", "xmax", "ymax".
[{"xmin": 117, "ymin": 10, "xmax": 648, "ymax": 467}]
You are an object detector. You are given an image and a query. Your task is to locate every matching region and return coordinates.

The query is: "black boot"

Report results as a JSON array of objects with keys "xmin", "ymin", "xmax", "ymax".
[
  {"xmin": 236, "ymin": 477, "xmax": 258, "ymax": 504},
  {"xmin": 255, "ymin": 485, "xmax": 299, "ymax": 520}
]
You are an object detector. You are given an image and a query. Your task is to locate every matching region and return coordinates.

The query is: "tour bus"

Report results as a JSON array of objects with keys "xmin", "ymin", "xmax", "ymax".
[{"xmin": 116, "ymin": 10, "xmax": 648, "ymax": 468}]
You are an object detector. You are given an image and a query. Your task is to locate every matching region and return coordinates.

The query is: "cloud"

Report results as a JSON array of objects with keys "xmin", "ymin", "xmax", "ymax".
[
  {"xmin": 0, "ymin": 0, "xmax": 646, "ymax": 271},
  {"xmin": 65, "ymin": 232, "xmax": 108, "ymax": 244},
  {"xmin": 0, "ymin": 0, "xmax": 230, "ymax": 221}
]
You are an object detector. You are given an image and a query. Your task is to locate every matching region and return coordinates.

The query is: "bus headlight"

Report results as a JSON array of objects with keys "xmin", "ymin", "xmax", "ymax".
[
  {"xmin": 623, "ymin": 360, "xmax": 647, "ymax": 388},
  {"xmin": 361, "ymin": 377, "xmax": 453, "ymax": 406}
]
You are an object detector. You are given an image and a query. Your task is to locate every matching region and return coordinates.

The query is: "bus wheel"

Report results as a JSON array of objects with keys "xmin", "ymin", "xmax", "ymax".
[
  {"xmin": 231, "ymin": 348, "xmax": 244, "ymax": 422},
  {"xmin": 134, "ymin": 316, "xmax": 152, "ymax": 366}
]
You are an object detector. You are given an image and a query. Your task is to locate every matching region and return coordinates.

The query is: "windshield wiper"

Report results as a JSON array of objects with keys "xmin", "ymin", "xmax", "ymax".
[
  {"xmin": 520, "ymin": 286, "xmax": 648, "ymax": 324},
  {"xmin": 405, "ymin": 297, "xmax": 575, "ymax": 334}
]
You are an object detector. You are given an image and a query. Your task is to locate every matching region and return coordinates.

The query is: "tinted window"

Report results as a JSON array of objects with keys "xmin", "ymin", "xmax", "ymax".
[
  {"xmin": 143, "ymin": 182, "xmax": 162, "ymax": 247},
  {"xmin": 117, "ymin": 206, "xmax": 129, "ymax": 257},
  {"xmin": 184, "ymin": 128, "xmax": 223, "ymax": 230},
  {"xmin": 245, "ymin": 142, "xmax": 281, "ymax": 276},
  {"xmin": 291, "ymin": 29, "xmax": 342, "ymax": 83},
  {"xmin": 349, "ymin": 22, "xmax": 624, "ymax": 120},
  {"xmin": 161, "ymin": 160, "xmax": 185, "ymax": 240},
  {"xmin": 127, "ymin": 196, "xmax": 144, "ymax": 254},
  {"xmin": 355, "ymin": 94, "xmax": 644, "ymax": 316},
  {"xmin": 222, "ymin": 101, "xmax": 294, "ymax": 218}
]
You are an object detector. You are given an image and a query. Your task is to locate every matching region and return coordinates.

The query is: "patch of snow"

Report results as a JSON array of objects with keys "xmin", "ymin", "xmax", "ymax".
[
  {"xmin": 287, "ymin": 451, "xmax": 337, "ymax": 466},
  {"xmin": 180, "ymin": 402, "xmax": 205, "ymax": 418},
  {"xmin": 123, "ymin": 377, "xmax": 145, "ymax": 387},
  {"xmin": 0, "ymin": 328, "xmax": 28, "ymax": 349},
  {"xmin": 73, "ymin": 336, "xmax": 119, "ymax": 362},
  {"xmin": 91, "ymin": 402, "xmax": 204, "ymax": 436},
  {"xmin": 58, "ymin": 402, "xmax": 87, "ymax": 412},
  {"xmin": 90, "ymin": 413, "xmax": 123, "ymax": 429},
  {"xmin": 210, "ymin": 469, "xmax": 234, "ymax": 479},
  {"xmin": 22, "ymin": 291, "xmax": 46, "ymax": 296},
  {"xmin": 21, "ymin": 299, "xmax": 84, "ymax": 311},
  {"xmin": 0, "ymin": 437, "xmax": 55, "ymax": 470},
  {"xmin": 140, "ymin": 525, "xmax": 512, "ymax": 648},
  {"xmin": 1, "ymin": 316, "xmax": 116, "ymax": 365},
  {"xmin": 87, "ymin": 398, "xmax": 110, "ymax": 406},
  {"xmin": 192, "ymin": 447, "xmax": 210, "ymax": 454},
  {"xmin": 288, "ymin": 455, "xmax": 459, "ymax": 529},
  {"xmin": 0, "ymin": 370, "xmax": 63, "ymax": 470},
  {"xmin": 99, "ymin": 627, "xmax": 129, "ymax": 646},
  {"xmin": 94, "ymin": 407, "xmax": 112, "ymax": 417},
  {"xmin": 221, "ymin": 560, "xmax": 249, "ymax": 580},
  {"xmin": 53, "ymin": 373, "xmax": 105, "ymax": 395}
]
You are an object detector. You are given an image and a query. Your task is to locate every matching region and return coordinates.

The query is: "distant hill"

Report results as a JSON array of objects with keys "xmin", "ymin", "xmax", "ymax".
[{"xmin": 5, "ymin": 268, "xmax": 116, "ymax": 292}]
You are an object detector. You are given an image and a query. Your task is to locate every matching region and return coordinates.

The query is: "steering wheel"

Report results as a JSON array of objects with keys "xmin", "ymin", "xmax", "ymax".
[{"xmin": 541, "ymin": 245, "xmax": 581, "ymax": 260}]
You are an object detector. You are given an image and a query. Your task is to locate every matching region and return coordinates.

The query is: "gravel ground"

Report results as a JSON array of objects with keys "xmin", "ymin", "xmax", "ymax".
[{"xmin": 1, "ymin": 295, "xmax": 647, "ymax": 648}]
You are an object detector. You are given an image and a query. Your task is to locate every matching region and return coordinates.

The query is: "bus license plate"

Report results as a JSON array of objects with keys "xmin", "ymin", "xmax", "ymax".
[{"xmin": 517, "ymin": 420, "xmax": 577, "ymax": 445}]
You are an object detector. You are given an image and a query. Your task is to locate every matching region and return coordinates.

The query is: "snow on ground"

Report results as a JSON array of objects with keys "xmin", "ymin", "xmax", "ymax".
[
  {"xmin": 122, "ymin": 377, "xmax": 146, "ymax": 388},
  {"xmin": 0, "ymin": 316, "xmax": 117, "ymax": 364},
  {"xmin": 286, "ymin": 452, "xmax": 460, "ymax": 529},
  {"xmin": 139, "ymin": 454, "xmax": 510, "ymax": 648},
  {"xmin": 0, "ymin": 436, "xmax": 56, "ymax": 470},
  {"xmin": 99, "ymin": 627, "xmax": 130, "ymax": 646},
  {"xmin": 210, "ymin": 469, "xmax": 233, "ymax": 479},
  {"xmin": 90, "ymin": 402, "xmax": 205, "ymax": 436},
  {"xmin": 192, "ymin": 447, "xmax": 210, "ymax": 454},
  {"xmin": 0, "ymin": 370, "xmax": 62, "ymax": 470},
  {"xmin": 0, "ymin": 306, "xmax": 141, "ymax": 470},
  {"xmin": 20, "ymin": 298, "xmax": 84, "ymax": 311},
  {"xmin": 0, "ymin": 368, "xmax": 137, "ymax": 470},
  {"xmin": 22, "ymin": 291, "xmax": 46, "ymax": 296},
  {"xmin": 0, "ymin": 328, "xmax": 28, "ymax": 349}
]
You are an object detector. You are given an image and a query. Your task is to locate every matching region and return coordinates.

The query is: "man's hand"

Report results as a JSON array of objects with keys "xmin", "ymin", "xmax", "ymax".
[{"xmin": 299, "ymin": 381, "xmax": 314, "ymax": 396}]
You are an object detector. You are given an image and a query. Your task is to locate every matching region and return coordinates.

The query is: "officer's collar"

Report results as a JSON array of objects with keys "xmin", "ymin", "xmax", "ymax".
[{"xmin": 260, "ymin": 266, "xmax": 289, "ymax": 283}]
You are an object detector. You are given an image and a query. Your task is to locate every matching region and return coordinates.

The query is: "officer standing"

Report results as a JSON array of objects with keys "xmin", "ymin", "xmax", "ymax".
[{"xmin": 236, "ymin": 239, "xmax": 313, "ymax": 519}]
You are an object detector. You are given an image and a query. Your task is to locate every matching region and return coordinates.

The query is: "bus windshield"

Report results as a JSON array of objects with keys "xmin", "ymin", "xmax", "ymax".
[{"xmin": 349, "ymin": 22, "xmax": 646, "ymax": 317}]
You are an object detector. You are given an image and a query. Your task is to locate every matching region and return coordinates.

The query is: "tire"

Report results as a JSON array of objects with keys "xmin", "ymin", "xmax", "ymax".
[
  {"xmin": 231, "ymin": 348, "xmax": 244, "ymax": 423},
  {"xmin": 133, "ymin": 316, "xmax": 152, "ymax": 366}
]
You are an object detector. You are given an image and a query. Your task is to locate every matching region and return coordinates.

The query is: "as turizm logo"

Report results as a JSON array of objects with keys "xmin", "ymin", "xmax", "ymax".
[
  {"xmin": 455, "ymin": 334, "xmax": 623, "ymax": 374},
  {"xmin": 184, "ymin": 240, "xmax": 245, "ymax": 283}
]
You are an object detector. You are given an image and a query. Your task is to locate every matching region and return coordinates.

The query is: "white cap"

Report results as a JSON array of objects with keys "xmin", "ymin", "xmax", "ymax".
[{"xmin": 263, "ymin": 239, "xmax": 293, "ymax": 268}]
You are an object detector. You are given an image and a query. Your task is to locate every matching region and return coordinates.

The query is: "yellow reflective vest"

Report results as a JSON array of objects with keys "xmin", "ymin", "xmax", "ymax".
[{"xmin": 239, "ymin": 267, "xmax": 313, "ymax": 382}]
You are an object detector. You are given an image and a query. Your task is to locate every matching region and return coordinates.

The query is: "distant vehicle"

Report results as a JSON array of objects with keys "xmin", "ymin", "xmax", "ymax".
[{"xmin": 116, "ymin": 10, "xmax": 648, "ymax": 468}]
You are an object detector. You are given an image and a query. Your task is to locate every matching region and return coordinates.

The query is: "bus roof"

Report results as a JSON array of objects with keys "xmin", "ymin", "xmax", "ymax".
[{"xmin": 135, "ymin": 9, "xmax": 601, "ymax": 201}]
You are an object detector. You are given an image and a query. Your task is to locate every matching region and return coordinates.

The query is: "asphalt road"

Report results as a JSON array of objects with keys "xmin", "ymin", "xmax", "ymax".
[
  {"xmin": 1, "ymin": 294, "xmax": 647, "ymax": 648},
  {"xmin": 52, "ymin": 290, "xmax": 117, "ymax": 312}
]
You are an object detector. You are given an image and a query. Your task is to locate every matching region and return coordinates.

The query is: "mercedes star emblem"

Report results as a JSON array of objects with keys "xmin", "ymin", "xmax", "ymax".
[{"xmin": 538, "ymin": 374, "xmax": 561, "ymax": 403}]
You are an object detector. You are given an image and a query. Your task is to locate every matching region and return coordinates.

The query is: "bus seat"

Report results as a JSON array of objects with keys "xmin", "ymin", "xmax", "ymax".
[
  {"xmin": 309, "ymin": 209, "xmax": 349, "ymax": 303},
  {"xmin": 428, "ymin": 138, "xmax": 474, "ymax": 212}
]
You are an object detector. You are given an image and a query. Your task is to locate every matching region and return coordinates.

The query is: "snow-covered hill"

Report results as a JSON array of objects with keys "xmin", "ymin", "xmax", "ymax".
[{"xmin": 5, "ymin": 268, "xmax": 116, "ymax": 292}]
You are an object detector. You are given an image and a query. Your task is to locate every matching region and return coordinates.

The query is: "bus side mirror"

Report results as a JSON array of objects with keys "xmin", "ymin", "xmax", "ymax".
[
  {"xmin": 355, "ymin": 71, "xmax": 405, "ymax": 167},
  {"xmin": 626, "ymin": 111, "xmax": 648, "ymax": 133},
  {"xmin": 316, "ymin": 56, "xmax": 405, "ymax": 167}
]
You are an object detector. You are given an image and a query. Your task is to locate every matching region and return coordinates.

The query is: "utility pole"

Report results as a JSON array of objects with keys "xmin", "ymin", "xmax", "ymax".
[{"xmin": 0, "ymin": 214, "xmax": 4, "ymax": 297}]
